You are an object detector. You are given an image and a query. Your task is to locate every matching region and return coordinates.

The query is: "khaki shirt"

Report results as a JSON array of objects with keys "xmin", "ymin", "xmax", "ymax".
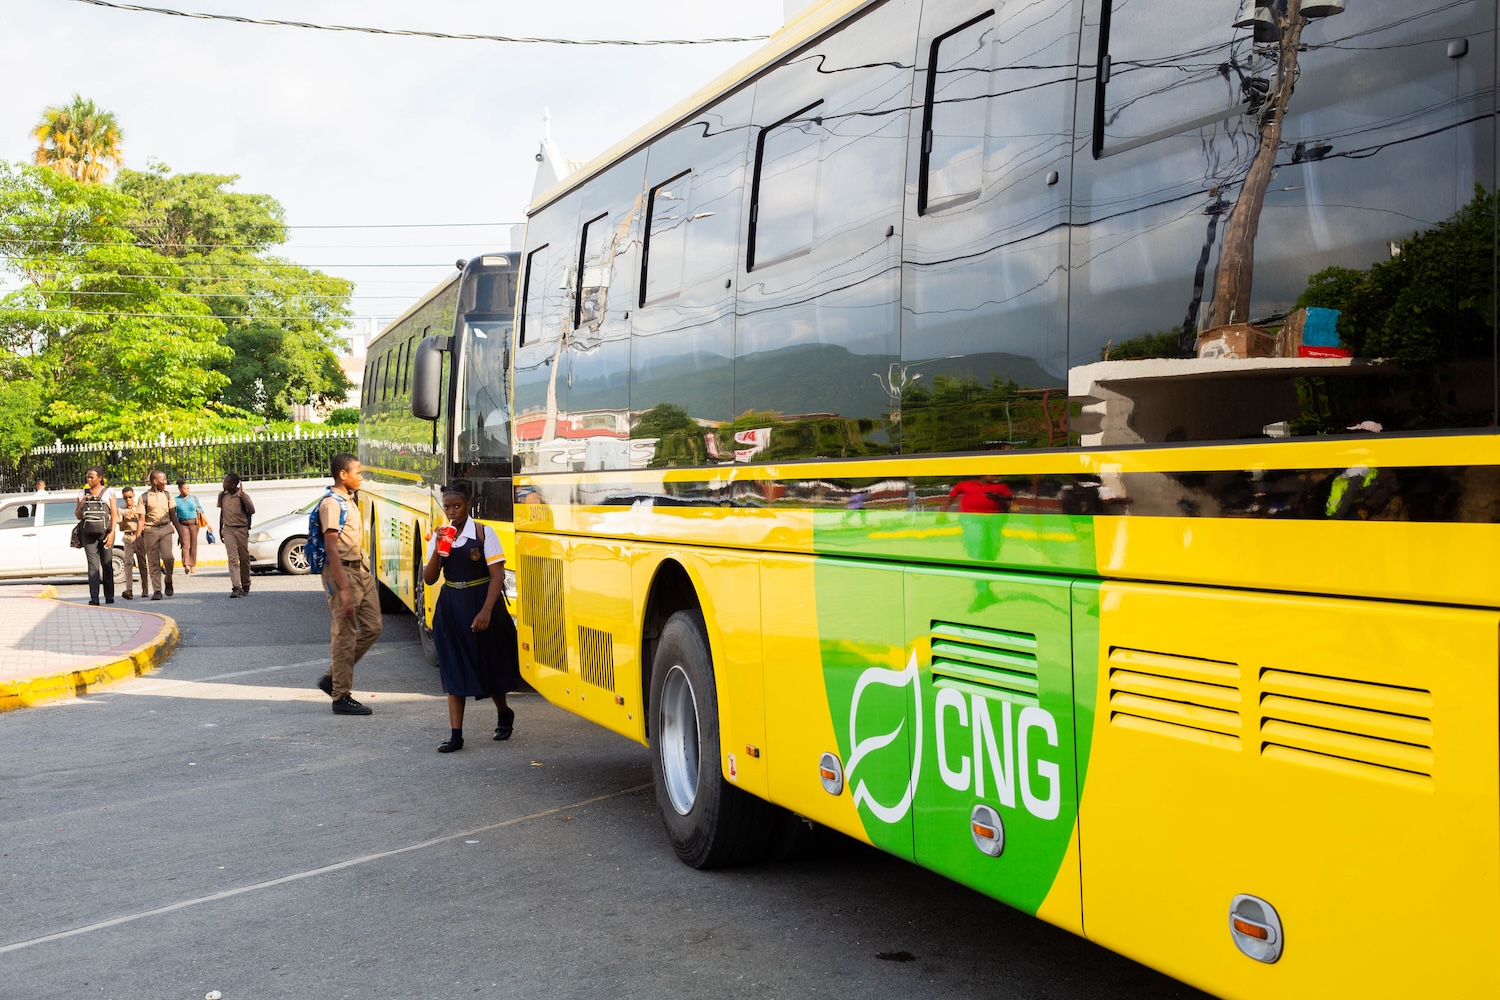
[
  {"xmin": 318, "ymin": 493, "xmax": 362, "ymax": 563},
  {"xmin": 219, "ymin": 489, "xmax": 254, "ymax": 529},
  {"xmin": 119, "ymin": 500, "xmax": 143, "ymax": 538},
  {"xmin": 142, "ymin": 489, "xmax": 174, "ymax": 528}
]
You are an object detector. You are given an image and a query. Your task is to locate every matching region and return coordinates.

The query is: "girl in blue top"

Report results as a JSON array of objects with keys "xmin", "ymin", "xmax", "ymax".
[{"xmin": 173, "ymin": 480, "xmax": 205, "ymax": 574}]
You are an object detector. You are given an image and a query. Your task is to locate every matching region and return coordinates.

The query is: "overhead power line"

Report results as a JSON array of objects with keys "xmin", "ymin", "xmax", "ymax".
[
  {"xmin": 0, "ymin": 220, "xmax": 521, "ymax": 231},
  {"xmin": 65, "ymin": 0, "xmax": 771, "ymax": 46}
]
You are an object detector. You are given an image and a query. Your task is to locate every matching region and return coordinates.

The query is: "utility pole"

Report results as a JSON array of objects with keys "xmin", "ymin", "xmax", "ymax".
[{"xmin": 1209, "ymin": 0, "xmax": 1308, "ymax": 331}]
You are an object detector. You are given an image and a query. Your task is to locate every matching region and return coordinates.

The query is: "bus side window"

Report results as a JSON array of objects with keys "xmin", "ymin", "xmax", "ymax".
[
  {"xmin": 641, "ymin": 169, "xmax": 691, "ymax": 305},
  {"xmin": 575, "ymin": 211, "xmax": 611, "ymax": 328},
  {"xmin": 1093, "ymin": 0, "xmax": 1244, "ymax": 158},
  {"xmin": 918, "ymin": 9, "xmax": 995, "ymax": 215},
  {"xmin": 747, "ymin": 100, "xmax": 824, "ymax": 271},
  {"xmin": 518, "ymin": 243, "xmax": 551, "ymax": 346}
]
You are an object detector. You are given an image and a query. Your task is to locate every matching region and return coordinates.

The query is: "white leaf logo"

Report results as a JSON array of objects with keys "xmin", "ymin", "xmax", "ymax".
[{"xmin": 845, "ymin": 650, "xmax": 923, "ymax": 824}]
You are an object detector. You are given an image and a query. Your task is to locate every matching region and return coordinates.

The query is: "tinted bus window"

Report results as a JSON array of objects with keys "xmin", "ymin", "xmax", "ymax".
[{"xmin": 1069, "ymin": 0, "xmax": 1496, "ymax": 444}]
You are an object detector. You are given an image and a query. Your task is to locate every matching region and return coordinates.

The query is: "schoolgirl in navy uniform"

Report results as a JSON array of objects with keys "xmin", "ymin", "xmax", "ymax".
[{"xmin": 421, "ymin": 483, "xmax": 519, "ymax": 752}]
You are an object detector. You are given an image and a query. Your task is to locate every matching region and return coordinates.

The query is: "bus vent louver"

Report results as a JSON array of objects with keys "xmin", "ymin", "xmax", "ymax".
[
  {"xmin": 519, "ymin": 554, "xmax": 566, "ymax": 671},
  {"xmin": 577, "ymin": 625, "xmax": 616, "ymax": 692},
  {"xmin": 1108, "ymin": 647, "xmax": 1242, "ymax": 749},
  {"xmin": 1259, "ymin": 668, "xmax": 1434, "ymax": 791},
  {"xmin": 930, "ymin": 621, "xmax": 1039, "ymax": 704}
]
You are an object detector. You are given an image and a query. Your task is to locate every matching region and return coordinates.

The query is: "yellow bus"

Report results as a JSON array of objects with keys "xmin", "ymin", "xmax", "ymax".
[
  {"xmin": 512, "ymin": 1, "xmax": 1497, "ymax": 995},
  {"xmin": 358, "ymin": 254, "xmax": 518, "ymax": 661}
]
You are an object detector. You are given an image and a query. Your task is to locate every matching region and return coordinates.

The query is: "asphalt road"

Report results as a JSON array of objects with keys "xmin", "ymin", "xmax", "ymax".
[{"xmin": 1, "ymin": 569, "xmax": 1211, "ymax": 1000}]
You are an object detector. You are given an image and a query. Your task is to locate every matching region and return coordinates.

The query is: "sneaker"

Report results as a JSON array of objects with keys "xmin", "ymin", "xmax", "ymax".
[
  {"xmin": 316, "ymin": 674, "xmax": 334, "ymax": 697},
  {"xmin": 164, "ymin": 580, "xmax": 174, "ymax": 597},
  {"xmin": 494, "ymin": 707, "xmax": 515, "ymax": 741},
  {"xmin": 331, "ymin": 694, "xmax": 371, "ymax": 716},
  {"xmin": 229, "ymin": 589, "xmax": 242, "ymax": 598}
]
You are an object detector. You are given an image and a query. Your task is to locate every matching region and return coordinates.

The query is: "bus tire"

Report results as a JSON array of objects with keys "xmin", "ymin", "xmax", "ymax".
[
  {"xmin": 649, "ymin": 609, "xmax": 775, "ymax": 869},
  {"xmin": 413, "ymin": 545, "xmax": 438, "ymax": 666}
]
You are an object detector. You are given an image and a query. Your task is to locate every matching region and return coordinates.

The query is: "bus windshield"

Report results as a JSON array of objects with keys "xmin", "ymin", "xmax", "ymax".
[{"xmin": 454, "ymin": 313, "xmax": 512, "ymax": 465}]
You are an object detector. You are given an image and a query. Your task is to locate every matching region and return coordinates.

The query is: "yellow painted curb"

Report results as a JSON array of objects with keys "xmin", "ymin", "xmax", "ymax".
[{"xmin": 0, "ymin": 608, "xmax": 179, "ymax": 712}]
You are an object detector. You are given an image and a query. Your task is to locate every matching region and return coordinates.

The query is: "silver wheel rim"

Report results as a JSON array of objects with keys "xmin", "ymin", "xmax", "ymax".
[
  {"xmin": 286, "ymin": 540, "xmax": 309, "ymax": 573},
  {"xmin": 659, "ymin": 664, "xmax": 701, "ymax": 816}
]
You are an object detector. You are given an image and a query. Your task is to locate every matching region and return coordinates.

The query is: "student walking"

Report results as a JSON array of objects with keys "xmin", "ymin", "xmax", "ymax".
[
  {"xmin": 218, "ymin": 473, "xmax": 256, "ymax": 597},
  {"xmin": 140, "ymin": 470, "xmax": 179, "ymax": 600},
  {"xmin": 75, "ymin": 466, "xmax": 117, "ymax": 606},
  {"xmin": 118, "ymin": 486, "xmax": 147, "ymax": 600},
  {"xmin": 314, "ymin": 453, "xmax": 382, "ymax": 716},
  {"xmin": 422, "ymin": 483, "xmax": 518, "ymax": 752},
  {"xmin": 174, "ymin": 481, "xmax": 205, "ymax": 574}
]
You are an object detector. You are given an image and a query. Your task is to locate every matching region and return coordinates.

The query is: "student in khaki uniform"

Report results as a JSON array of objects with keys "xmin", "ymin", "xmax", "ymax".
[
  {"xmin": 140, "ymin": 470, "xmax": 180, "ymax": 600},
  {"xmin": 118, "ymin": 486, "xmax": 148, "ymax": 599},
  {"xmin": 217, "ymin": 473, "xmax": 256, "ymax": 598},
  {"xmin": 314, "ymin": 453, "xmax": 381, "ymax": 715}
]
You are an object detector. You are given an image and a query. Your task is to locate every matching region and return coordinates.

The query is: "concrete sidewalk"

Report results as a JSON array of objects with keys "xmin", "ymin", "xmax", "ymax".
[{"xmin": 0, "ymin": 584, "xmax": 178, "ymax": 712}]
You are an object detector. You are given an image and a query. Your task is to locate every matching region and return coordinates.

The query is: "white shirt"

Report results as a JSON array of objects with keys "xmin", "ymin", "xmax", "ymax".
[{"xmin": 425, "ymin": 517, "xmax": 504, "ymax": 566}]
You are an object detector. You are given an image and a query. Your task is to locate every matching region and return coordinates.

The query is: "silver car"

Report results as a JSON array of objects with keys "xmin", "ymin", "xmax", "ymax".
[
  {"xmin": 0, "ymin": 492, "xmax": 130, "ymax": 582},
  {"xmin": 247, "ymin": 496, "xmax": 321, "ymax": 575}
]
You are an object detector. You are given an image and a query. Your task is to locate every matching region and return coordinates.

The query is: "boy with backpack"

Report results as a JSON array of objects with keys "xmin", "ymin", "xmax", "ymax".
[{"xmin": 312, "ymin": 453, "xmax": 382, "ymax": 715}]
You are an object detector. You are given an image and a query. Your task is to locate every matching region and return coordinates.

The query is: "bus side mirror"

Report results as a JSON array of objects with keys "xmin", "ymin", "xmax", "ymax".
[{"xmin": 411, "ymin": 335, "xmax": 449, "ymax": 420}]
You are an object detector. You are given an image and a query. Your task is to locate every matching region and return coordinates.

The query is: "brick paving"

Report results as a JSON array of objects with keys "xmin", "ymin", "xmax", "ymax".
[{"xmin": 0, "ymin": 590, "xmax": 167, "ymax": 682}]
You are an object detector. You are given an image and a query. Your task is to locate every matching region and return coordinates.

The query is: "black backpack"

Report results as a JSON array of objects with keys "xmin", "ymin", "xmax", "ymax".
[{"xmin": 79, "ymin": 491, "xmax": 111, "ymax": 538}]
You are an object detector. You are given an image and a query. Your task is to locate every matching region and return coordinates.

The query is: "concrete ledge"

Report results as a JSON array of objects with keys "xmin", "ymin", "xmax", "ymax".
[{"xmin": 0, "ymin": 600, "xmax": 179, "ymax": 712}]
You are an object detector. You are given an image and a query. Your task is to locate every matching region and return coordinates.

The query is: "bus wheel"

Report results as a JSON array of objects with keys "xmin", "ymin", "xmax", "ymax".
[
  {"xmin": 413, "ymin": 547, "xmax": 438, "ymax": 667},
  {"xmin": 649, "ymin": 609, "xmax": 774, "ymax": 869}
]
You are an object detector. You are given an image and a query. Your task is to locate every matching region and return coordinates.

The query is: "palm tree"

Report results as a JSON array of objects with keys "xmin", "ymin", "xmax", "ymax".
[{"xmin": 32, "ymin": 95, "xmax": 124, "ymax": 184}]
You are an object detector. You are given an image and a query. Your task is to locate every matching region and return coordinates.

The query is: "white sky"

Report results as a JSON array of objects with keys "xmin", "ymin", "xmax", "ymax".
[{"xmin": 0, "ymin": 0, "xmax": 785, "ymax": 343}]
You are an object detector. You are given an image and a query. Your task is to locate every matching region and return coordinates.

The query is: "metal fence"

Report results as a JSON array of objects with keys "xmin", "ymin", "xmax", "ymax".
[{"xmin": 0, "ymin": 430, "xmax": 358, "ymax": 493}]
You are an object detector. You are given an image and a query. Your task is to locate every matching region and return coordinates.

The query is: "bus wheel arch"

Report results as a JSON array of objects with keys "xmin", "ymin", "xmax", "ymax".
[{"xmin": 640, "ymin": 558, "xmax": 700, "ymax": 741}]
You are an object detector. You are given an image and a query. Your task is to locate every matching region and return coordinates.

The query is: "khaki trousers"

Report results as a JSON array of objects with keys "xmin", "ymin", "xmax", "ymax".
[
  {"xmin": 142, "ymin": 523, "xmax": 175, "ymax": 593},
  {"xmin": 177, "ymin": 523, "xmax": 200, "ymax": 569},
  {"xmin": 324, "ymin": 562, "xmax": 382, "ymax": 699},
  {"xmin": 121, "ymin": 534, "xmax": 148, "ymax": 595},
  {"xmin": 223, "ymin": 525, "xmax": 251, "ymax": 590}
]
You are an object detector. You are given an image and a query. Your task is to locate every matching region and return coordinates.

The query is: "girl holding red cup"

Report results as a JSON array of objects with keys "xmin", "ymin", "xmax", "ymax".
[{"xmin": 421, "ymin": 483, "xmax": 519, "ymax": 752}]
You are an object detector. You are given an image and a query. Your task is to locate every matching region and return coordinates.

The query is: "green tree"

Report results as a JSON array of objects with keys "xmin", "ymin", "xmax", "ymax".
[
  {"xmin": 1297, "ymin": 187, "xmax": 1495, "ymax": 370},
  {"xmin": 32, "ymin": 95, "xmax": 123, "ymax": 184},
  {"xmin": 0, "ymin": 162, "xmax": 235, "ymax": 451},
  {"xmin": 117, "ymin": 163, "xmax": 353, "ymax": 418}
]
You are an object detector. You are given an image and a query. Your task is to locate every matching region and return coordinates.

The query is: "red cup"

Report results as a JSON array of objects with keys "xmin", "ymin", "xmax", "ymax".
[{"xmin": 436, "ymin": 525, "xmax": 457, "ymax": 556}]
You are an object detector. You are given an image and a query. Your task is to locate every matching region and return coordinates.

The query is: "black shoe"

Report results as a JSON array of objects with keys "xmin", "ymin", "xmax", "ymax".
[
  {"xmin": 105, "ymin": 598, "xmax": 115, "ymax": 605},
  {"xmin": 494, "ymin": 707, "xmax": 515, "ymax": 741},
  {"xmin": 229, "ymin": 589, "xmax": 241, "ymax": 598},
  {"xmin": 88, "ymin": 599, "xmax": 100, "ymax": 606},
  {"xmin": 316, "ymin": 674, "xmax": 334, "ymax": 697},
  {"xmin": 331, "ymin": 694, "xmax": 371, "ymax": 716},
  {"xmin": 164, "ymin": 581, "xmax": 174, "ymax": 597},
  {"xmin": 438, "ymin": 736, "xmax": 464, "ymax": 753},
  {"xmin": 151, "ymin": 592, "xmax": 163, "ymax": 601}
]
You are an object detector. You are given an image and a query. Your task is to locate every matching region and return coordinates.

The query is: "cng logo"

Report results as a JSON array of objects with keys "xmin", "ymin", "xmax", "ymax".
[
  {"xmin": 934, "ymin": 688, "xmax": 1060, "ymax": 821},
  {"xmin": 844, "ymin": 656, "xmax": 1063, "ymax": 825},
  {"xmin": 844, "ymin": 652, "xmax": 923, "ymax": 824}
]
